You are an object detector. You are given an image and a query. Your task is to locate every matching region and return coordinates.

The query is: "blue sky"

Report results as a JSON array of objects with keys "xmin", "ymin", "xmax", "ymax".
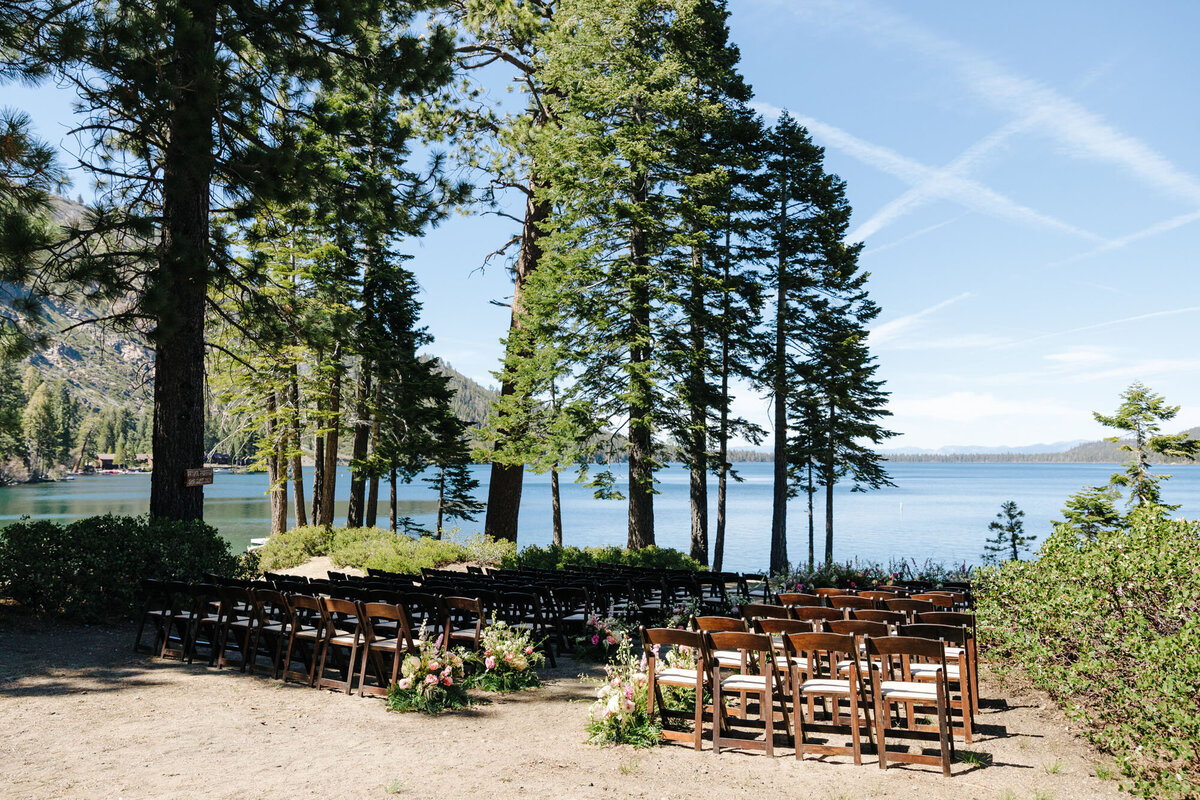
[{"xmin": 6, "ymin": 0, "xmax": 1200, "ymax": 449}]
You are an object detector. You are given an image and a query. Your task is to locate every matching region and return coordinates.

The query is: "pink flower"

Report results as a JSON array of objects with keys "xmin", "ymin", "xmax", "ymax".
[
  {"xmin": 592, "ymin": 634, "xmax": 600, "ymax": 645},
  {"xmin": 606, "ymin": 635, "xmax": 616, "ymax": 646},
  {"xmin": 504, "ymin": 653, "xmax": 512, "ymax": 661},
  {"xmin": 397, "ymin": 678, "xmax": 411, "ymax": 690},
  {"xmin": 442, "ymin": 666, "xmax": 453, "ymax": 677},
  {"xmin": 442, "ymin": 675, "xmax": 453, "ymax": 686},
  {"xmin": 428, "ymin": 660, "xmax": 440, "ymax": 671},
  {"xmin": 485, "ymin": 655, "xmax": 496, "ymax": 670},
  {"xmin": 524, "ymin": 646, "xmax": 533, "ymax": 655},
  {"xmin": 424, "ymin": 674, "xmax": 437, "ymax": 685}
]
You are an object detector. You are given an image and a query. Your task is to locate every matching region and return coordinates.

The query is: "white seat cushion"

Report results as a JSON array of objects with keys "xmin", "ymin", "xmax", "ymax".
[
  {"xmin": 656, "ymin": 667, "xmax": 702, "ymax": 687},
  {"xmin": 799, "ymin": 678, "xmax": 853, "ymax": 695},
  {"xmin": 909, "ymin": 662, "xmax": 961, "ymax": 680},
  {"xmin": 879, "ymin": 680, "xmax": 938, "ymax": 701},
  {"xmin": 721, "ymin": 674, "xmax": 770, "ymax": 691}
]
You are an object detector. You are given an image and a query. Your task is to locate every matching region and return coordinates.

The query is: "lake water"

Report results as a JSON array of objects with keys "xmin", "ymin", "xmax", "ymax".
[{"xmin": 2, "ymin": 461, "xmax": 1197, "ymax": 573}]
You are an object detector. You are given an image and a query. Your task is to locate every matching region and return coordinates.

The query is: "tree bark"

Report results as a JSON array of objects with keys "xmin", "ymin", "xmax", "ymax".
[
  {"xmin": 318, "ymin": 359, "xmax": 341, "ymax": 527},
  {"xmin": 311, "ymin": 393, "xmax": 324, "ymax": 524},
  {"xmin": 365, "ymin": 390, "xmax": 380, "ymax": 528},
  {"xmin": 824, "ymin": 401, "xmax": 835, "ymax": 566},
  {"xmin": 148, "ymin": 0, "xmax": 217, "ymax": 522},
  {"xmin": 712, "ymin": 232, "xmax": 732, "ymax": 573},
  {"xmin": 769, "ymin": 203, "xmax": 789, "ymax": 574},
  {"xmin": 435, "ymin": 465, "xmax": 445, "ymax": 539},
  {"xmin": 346, "ymin": 369, "xmax": 372, "ymax": 528},
  {"xmin": 389, "ymin": 468, "xmax": 398, "ymax": 533},
  {"xmin": 627, "ymin": 167, "xmax": 654, "ymax": 550},
  {"xmin": 550, "ymin": 467, "xmax": 563, "ymax": 547},
  {"xmin": 266, "ymin": 392, "xmax": 287, "ymax": 535},
  {"xmin": 484, "ymin": 172, "xmax": 550, "ymax": 544},
  {"xmin": 289, "ymin": 368, "xmax": 307, "ymax": 528},
  {"xmin": 806, "ymin": 459, "xmax": 815, "ymax": 571},
  {"xmin": 687, "ymin": 246, "xmax": 708, "ymax": 564}
]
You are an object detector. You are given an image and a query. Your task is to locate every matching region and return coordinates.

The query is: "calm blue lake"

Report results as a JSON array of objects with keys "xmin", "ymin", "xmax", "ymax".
[{"xmin": 1, "ymin": 461, "xmax": 1196, "ymax": 573}]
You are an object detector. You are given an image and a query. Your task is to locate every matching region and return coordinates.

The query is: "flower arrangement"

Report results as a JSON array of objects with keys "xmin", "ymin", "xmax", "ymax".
[
  {"xmin": 584, "ymin": 638, "xmax": 660, "ymax": 747},
  {"xmin": 386, "ymin": 632, "xmax": 470, "ymax": 714},
  {"xmin": 464, "ymin": 617, "xmax": 545, "ymax": 693},
  {"xmin": 571, "ymin": 614, "xmax": 630, "ymax": 662}
]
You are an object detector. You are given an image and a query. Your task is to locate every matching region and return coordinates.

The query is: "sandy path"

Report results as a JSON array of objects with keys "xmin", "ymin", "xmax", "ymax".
[{"xmin": 0, "ymin": 614, "xmax": 1124, "ymax": 800}]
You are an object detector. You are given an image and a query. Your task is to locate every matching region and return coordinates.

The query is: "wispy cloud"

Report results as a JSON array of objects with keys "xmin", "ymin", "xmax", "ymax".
[
  {"xmin": 1052, "ymin": 207, "xmax": 1200, "ymax": 266},
  {"xmin": 752, "ymin": 106, "xmax": 1104, "ymax": 243},
  {"xmin": 769, "ymin": 0, "xmax": 1200, "ymax": 205},
  {"xmin": 861, "ymin": 215, "xmax": 969, "ymax": 256},
  {"xmin": 889, "ymin": 333, "xmax": 1012, "ymax": 351},
  {"xmin": 889, "ymin": 391, "xmax": 1078, "ymax": 423},
  {"xmin": 1043, "ymin": 346, "xmax": 1116, "ymax": 366},
  {"xmin": 1004, "ymin": 305, "xmax": 1200, "ymax": 348},
  {"xmin": 870, "ymin": 292, "xmax": 972, "ymax": 345}
]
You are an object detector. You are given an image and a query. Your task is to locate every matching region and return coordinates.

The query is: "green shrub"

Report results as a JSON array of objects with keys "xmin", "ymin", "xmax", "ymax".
[
  {"xmin": 256, "ymin": 524, "xmax": 335, "ymax": 571},
  {"xmin": 0, "ymin": 514, "xmax": 237, "ymax": 621},
  {"xmin": 502, "ymin": 543, "xmax": 704, "ymax": 572},
  {"xmin": 977, "ymin": 508, "xmax": 1200, "ymax": 798}
]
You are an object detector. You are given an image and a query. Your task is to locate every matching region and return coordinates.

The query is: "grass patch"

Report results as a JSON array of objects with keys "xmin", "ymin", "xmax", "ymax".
[{"xmin": 955, "ymin": 750, "xmax": 993, "ymax": 767}]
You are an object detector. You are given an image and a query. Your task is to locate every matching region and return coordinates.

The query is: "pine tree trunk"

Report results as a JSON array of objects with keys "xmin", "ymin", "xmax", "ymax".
[
  {"xmin": 148, "ymin": 0, "xmax": 216, "ymax": 523},
  {"xmin": 627, "ymin": 165, "xmax": 655, "ymax": 550},
  {"xmin": 484, "ymin": 172, "xmax": 550, "ymax": 545},
  {"xmin": 266, "ymin": 392, "xmax": 288, "ymax": 535},
  {"xmin": 769, "ymin": 252, "xmax": 789, "ymax": 574},
  {"xmin": 824, "ymin": 402, "xmax": 835, "ymax": 566},
  {"xmin": 389, "ymin": 468, "xmax": 397, "ymax": 533},
  {"xmin": 318, "ymin": 362, "xmax": 341, "ymax": 527},
  {"xmin": 346, "ymin": 369, "xmax": 372, "ymax": 528},
  {"xmin": 687, "ymin": 248, "xmax": 708, "ymax": 564},
  {"xmin": 550, "ymin": 467, "xmax": 563, "ymax": 547},
  {"xmin": 712, "ymin": 237, "xmax": 732, "ymax": 573},
  {"xmin": 806, "ymin": 460, "xmax": 815, "ymax": 572},
  {"xmin": 435, "ymin": 465, "xmax": 445, "ymax": 540},
  {"xmin": 311, "ymin": 394, "xmax": 324, "ymax": 524},
  {"xmin": 365, "ymin": 398, "xmax": 380, "ymax": 528},
  {"xmin": 289, "ymin": 370, "xmax": 307, "ymax": 528}
]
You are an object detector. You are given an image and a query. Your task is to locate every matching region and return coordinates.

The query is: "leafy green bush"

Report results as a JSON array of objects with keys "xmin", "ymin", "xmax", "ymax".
[
  {"xmin": 503, "ymin": 543, "xmax": 704, "ymax": 572},
  {"xmin": 0, "ymin": 514, "xmax": 237, "ymax": 621},
  {"xmin": 976, "ymin": 508, "xmax": 1200, "ymax": 798},
  {"xmin": 257, "ymin": 525, "xmax": 514, "ymax": 575},
  {"xmin": 256, "ymin": 524, "xmax": 335, "ymax": 571}
]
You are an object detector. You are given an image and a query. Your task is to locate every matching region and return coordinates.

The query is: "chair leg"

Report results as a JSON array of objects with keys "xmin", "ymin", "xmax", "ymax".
[
  {"xmin": 937, "ymin": 685, "xmax": 952, "ymax": 777},
  {"xmin": 693, "ymin": 680, "xmax": 703, "ymax": 752},
  {"xmin": 713, "ymin": 669, "xmax": 724, "ymax": 755},
  {"xmin": 849, "ymin": 686, "xmax": 862, "ymax": 765},
  {"xmin": 874, "ymin": 688, "xmax": 888, "ymax": 769}
]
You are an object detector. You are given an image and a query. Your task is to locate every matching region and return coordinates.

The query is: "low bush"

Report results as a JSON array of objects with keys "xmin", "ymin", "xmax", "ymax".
[
  {"xmin": 386, "ymin": 636, "xmax": 471, "ymax": 714},
  {"xmin": 503, "ymin": 543, "xmax": 704, "ymax": 572},
  {"xmin": 976, "ymin": 508, "xmax": 1200, "ymax": 798},
  {"xmin": 772, "ymin": 557, "xmax": 971, "ymax": 591},
  {"xmin": 0, "ymin": 514, "xmax": 237, "ymax": 621},
  {"xmin": 463, "ymin": 617, "xmax": 544, "ymax": 693},
  {"xmin": 256, "ymin": 525, "xmax": 514, "ymax": 575},
  {"xmin": 256, "ymin": 525, "xmax": 335, "ymax": 571},
  {"xmin": 584, "ymin": 637, "xmax": 660, "ymax": 747}
]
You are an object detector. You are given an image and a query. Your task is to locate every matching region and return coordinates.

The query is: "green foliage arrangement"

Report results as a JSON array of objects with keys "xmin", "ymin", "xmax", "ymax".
[
  {"xmin": 385, "ymin": 634, "xmax": 471, "ymax": 715},
  {"xmin": 502, "ymin": 543, "xmax": 704, "ymax": 572},
  {"xmin": 0, "ymin": 514, "xmax": 237, "ymax": 621},
  {"xmin": 976, "ymin": 508, "xmax": 1200, "ymax": 798},
  {"xmin": 772, "ymin": 557, "xmax": 970, "ymax": 592},
  {"xmin": 256, "ymin": 525, "xmax": 514, "ymax": 574},
  {"xmin": 584, "ymin": 637, "xmax": 660, "ymax": 748},
  {"xmin": 463, "ymin": 617, "xmax": 544, "ymax": 693}
]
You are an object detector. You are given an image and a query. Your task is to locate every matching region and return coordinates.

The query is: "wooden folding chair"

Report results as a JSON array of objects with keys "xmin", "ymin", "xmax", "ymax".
[
  {"xmin": 133, "ymin": 578, "xmax": 172, "ymax": 655},
  {"xmin": 740, "ymin": 602, "xmax": 790, "ymax": 623},
  {"xmin": 642, "ymin": 627, "xmax": 708, "ymax": 750},
  {"xmin": 316, "ymin": 597, "xmax": 363, "ymax": 694},
  {"xmin": 884, "ymin": 597, "xmax": 935, "ymax": 622},
  {"xmin": 248, "ymin": 589, "xmax": 292, "ymax": 678},
  {"xmin": 358, "ymin": 602, "xmax": 415, "ymax": 697},
  {"xmin": 184, "ymin": 583, "xmax": 222, "ymax": 665},
  {"xmin": 830, "ymin": 595, "xmax": 875, "ymax": 611},
  {"xmin": 851, "ymin": 608, "xmax": 907, "ymax": 631},
  {"xmin": 919, "ymin": 611, "xmax": 979, "ymax": 715},
  {"xmin": 215, "ymin": 585, "xmax": 257, "ymax": 671},
  {"xmin": 899, "ymin": 623, "xmax": 974, "ymax": 742},
  {"xmin": 282, "ymin": 594, "xmax": 328, "ymax": 686},
  {"xmin": 445, "ymin": 596, "xmax": 486, "ymax": 651},
  {"xmin": 866, "ymin": 635, "xmax": 955, "ymax": 776},
  {"xmin": 784, "ymin": 632, "xmax": 872, "ymax": 764},
  {"xmin": 707, "ymin": 631, "xmax": 792, "ymax": 756},
  {"xmin": 777, "ymin": 592, "xmax": 820, "ymax": 607}
]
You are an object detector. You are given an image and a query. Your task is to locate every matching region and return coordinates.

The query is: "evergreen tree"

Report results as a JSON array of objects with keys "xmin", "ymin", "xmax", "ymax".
[
  {"xmin": 21, "ymin": 381, "xmax": 58, "ymax": 478},
  {"xmin": 1093, "ymin": 382, "xmax": 1199, "ymax": 511},
  {"xmin": 983, "ymin": 500, "xmax": 1035, "ymax": 563},
  {"xmin": 0, "ymin": 359, "xmax": 26, "ymax": 460},
  {"xmin": 1057, "ymin": 484, "xmax": 1122, "ymax": 539}
]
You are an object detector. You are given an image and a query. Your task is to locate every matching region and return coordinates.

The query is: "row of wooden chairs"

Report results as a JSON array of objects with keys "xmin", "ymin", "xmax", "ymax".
[{"xmin": 643, "ymin": 621, "xmax": 970, "ymax": 776}]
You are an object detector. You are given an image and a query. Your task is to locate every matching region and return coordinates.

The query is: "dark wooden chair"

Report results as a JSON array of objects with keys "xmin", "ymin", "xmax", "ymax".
[
  {"xmin": 707, "ymin": 631, "xmax": 792, "ymax": 757},
  {"xmin": 316, "ymin": 597, "xmax": 363, "ymax": 694},
  {"xmin": 444, "ymin": 596, "xmax": 486, "ymax": 651},
  {"xmin": 357, "ymin": 602, "xmax": 415, "ymax": 697},
  {"xmin": 777, "ymin": 592, "xmax": 820, "ymax": 607},
  {"xmin": 248, "ymin": 589, "xmax": 292, "ymax": 678},
  {"xmin": 282, "ymin": 594, "xmax": 328, "ymax": 686},
  {"xmin": 784, "ymin": 632, "xmax": 871, "ymax": 764},
  {"xmin": 884, "ymin": 597, "xmax": 935, "ymax": 622},
  {"xmin": 184, "ymin": 583, "xmax": 222, "ymax": 665},
  {"xmin": 918, "ymin": 611, "xmax": 979, "ymax": 715},
  {"xmin": 642, "ymin": 627, "xmax": 708, "ymax": 750},
  {"xmin": 830, "ymin": 595, "xmax": 875, "ymax": 611},
  {"xmin": 215, "ymin": 585, "xmax": 257, "ymax": 671},
  {"xmin": 899, "ymin": 623, "xmax": 974, "ymax": 743},
  {"xmin": 865, "ymin": 635, "xmax": 954, "ymax": 776},
  {"xmin": 133, "ymin": 578, "xmax": 172, "ymax": 655}
]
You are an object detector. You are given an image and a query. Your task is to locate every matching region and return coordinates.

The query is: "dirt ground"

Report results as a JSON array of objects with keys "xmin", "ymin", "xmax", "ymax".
[{"xmin": 0, "ymin": 611, "xmax": 1126, "ymax": 800}]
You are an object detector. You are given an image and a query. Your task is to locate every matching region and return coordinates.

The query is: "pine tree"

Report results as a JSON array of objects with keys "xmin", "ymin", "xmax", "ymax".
[
  {"xmin": 1093, "ymin": 382, "xmax": 1199, "ymax": 511},
  {"xmin": 1058, "ymin": 484, "xmax": 1122, "ymax": 539},
  {"xmin": 21, "ymin": 381, "xmax": 57, "ymax": 478},
  {"xmin": 983, "ymin": 500, "xmax": 1034, "ymax": 563}
]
